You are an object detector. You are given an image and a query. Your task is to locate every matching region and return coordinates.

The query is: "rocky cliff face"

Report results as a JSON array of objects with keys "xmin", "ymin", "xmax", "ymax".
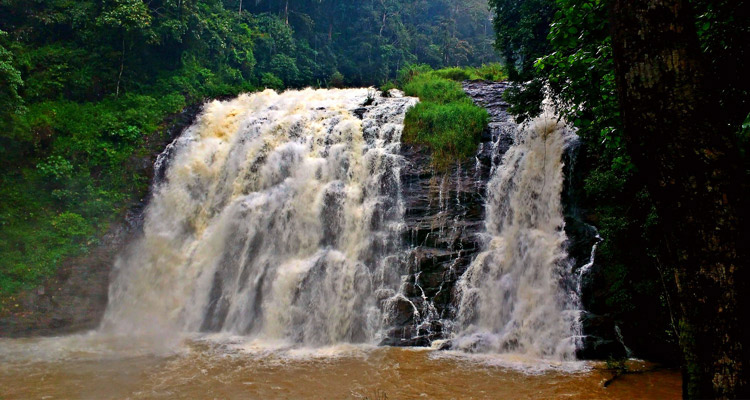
[
  {"xmin": 383, "ymin": 81, "xmax": 515, "ymax": 346},
  {"xmin": 386, "ymin": 81, "xmax": 625, "ymax": 360}
]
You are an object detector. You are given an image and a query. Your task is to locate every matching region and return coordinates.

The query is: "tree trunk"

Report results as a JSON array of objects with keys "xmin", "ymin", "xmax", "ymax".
[
  {"xmin": 610, "ymin": 0, "xmax": 750, "ymax": 398},
  {"xmin": 116, "ymin": 37, "xmax": 125, "ymax": 98},
  {"xmin": 284, "ymin": 0, "xmax": 289, "ymax": 25}
]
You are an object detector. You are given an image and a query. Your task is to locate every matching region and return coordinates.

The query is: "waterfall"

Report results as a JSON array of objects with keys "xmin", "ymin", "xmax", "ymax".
[
  {"xmin": 452, "ymin": 109, "xmax": 579, "ymax": 360},
  {"xmin": 98, "ymin": 85, "xmax": 584, "ymax": 361},
  {"xmin": 101, "ymin": 88, "xmax": 417, "ymax": 346}
]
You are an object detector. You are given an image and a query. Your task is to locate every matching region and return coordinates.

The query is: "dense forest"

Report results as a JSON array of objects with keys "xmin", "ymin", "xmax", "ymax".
[{"xmin": 0, "ymin": 0, "xmax": 497, "ymax": 295}]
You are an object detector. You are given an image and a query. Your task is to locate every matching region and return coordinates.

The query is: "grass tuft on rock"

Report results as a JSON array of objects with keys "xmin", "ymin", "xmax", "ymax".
[{"xmin": 395, "ymin": 64, "xmax": 501, "ymax": 169}]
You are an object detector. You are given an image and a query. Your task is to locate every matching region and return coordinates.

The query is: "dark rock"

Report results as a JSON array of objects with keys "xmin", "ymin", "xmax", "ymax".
[
  {"xmin": 576, "ymin": 313, "xmax": 628, "ymax": 359},
  {"xmin": 576, "ymin": 336, "xmax": 627, "ymax": 360},
  {"xmin": 386, "ymin": 81, "xmax": 514, "ymax": 347},
  {"xmin": 352, "ymin": 107, "xmax": 368, "ymax": 119}
]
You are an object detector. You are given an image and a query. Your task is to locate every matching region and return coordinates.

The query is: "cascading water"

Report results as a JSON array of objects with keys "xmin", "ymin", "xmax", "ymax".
[
  {"xmin": 452, "ymin": 109, "xmax": 580, "ymax": 360},
  {"xmin": 99, "ymin": 83, "xmax": 584, "ymax": 362},
  {"xmin": 101, "ymin": 88, "xmax": 417, "ymax": 346}
]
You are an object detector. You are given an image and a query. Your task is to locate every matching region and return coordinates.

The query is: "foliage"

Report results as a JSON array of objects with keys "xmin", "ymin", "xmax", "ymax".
[
  {"xmin": 404, "ymin": 100, "xmax": 489, "ymax": 169},
  {"xmin": 398, "ymin": 65, "xmax": 492, "ymax": 169},
  {"xmin": 261, "ymin": 72, "xmax": 284, "ymax": 91},
  {"xmin": 487, "ymin": 0, "xmax": 556, "ymax": 123},
  {"xmin": 0, "ymin": 93, "xmax": 185, "ymax": 296},
  {"xmin": 465, "ymin": 63, "xmax": 508, "ymax": 81},
  {"xmin": 242, "ymin": 0, "xmax": 500, "ymax": 86},
  {"xmin": 403, "ymin": 74, "xmax": 468, "ymax": 105},
  {"xmin": 488, "ymin": 0, "xmax": 556, "ymax": 80},
  {"xmin": 328, "ymin": 72, "xmax": 345, "ymax": 89},
  {"xmin": 0, "ymin": 30, "xmax": 23, "ymax": 125}
]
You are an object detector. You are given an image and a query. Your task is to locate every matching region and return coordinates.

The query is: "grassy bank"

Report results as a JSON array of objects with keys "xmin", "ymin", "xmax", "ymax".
[
  {"xmin": 389, "ymin": 64, "xmax": 505, "ymax": 168},
  {"xmin": 0, "ymin": 92, "xmax": 201, "ymax": 297}
]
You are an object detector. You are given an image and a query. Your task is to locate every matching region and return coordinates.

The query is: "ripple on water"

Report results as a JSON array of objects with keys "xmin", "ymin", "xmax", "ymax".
[{"xmin": 0, "ymin": 335, "xmax": 681, "ymax": 400}]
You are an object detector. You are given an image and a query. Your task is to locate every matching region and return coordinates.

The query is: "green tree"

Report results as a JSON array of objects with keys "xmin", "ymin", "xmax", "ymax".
[
  {"xmin": 97, "ymin": 0, "xmax": 153, "ymax": 96},
  {"xmin": 0, "ymin": 30, "xmax": 23, "ymax": 125}
]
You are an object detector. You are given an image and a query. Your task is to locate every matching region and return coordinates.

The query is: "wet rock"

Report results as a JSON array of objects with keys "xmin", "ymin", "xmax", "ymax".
[
  {"xmin": 352, "ymin": 107, "xmax": 367, "ymax": 119},
  {"xmin": 386, "ymin": 81, "xmax": 514, "ymax": 347},
  {"xmin": 576, "ymin": 313, "xmax": 628, "ymax": 359}
]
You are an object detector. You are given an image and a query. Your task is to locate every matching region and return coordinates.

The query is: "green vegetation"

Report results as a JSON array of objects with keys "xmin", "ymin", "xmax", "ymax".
[
  {"xmin": 396, "ymin": 65, "xmax": 502, "ymax": 168},
  {"xmin": 241, "ymin": 0, "xmax": 500, "ymax": 86}
]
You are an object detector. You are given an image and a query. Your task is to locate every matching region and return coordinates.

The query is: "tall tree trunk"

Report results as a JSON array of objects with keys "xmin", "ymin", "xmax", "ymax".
[
  {"xmin": 284, "ymin": 0, "xmax": 289, "ymax": 25},
  {"xmin": 610, "ymin": 0, "xmax": 750, "ymax": 398},
  {"xmin": 116, "ymin": 36, "xmax": 125, "ymax": 98}
]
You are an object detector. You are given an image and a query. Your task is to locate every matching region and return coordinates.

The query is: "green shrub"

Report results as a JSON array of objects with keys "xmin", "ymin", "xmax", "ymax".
[
  {"xmin": 397, "ymin": 63, "xmax": 507, "ymax": 85},
  {"xmin": 51, "ymin": 212, "xmax": 93, "ymax": 243},
  {"xmin": 431, "ymin": 67, "xmax": 473, "ymax": 82},
  {"xmin": 36, "ymin": 156, "xmax": 74, "ymax": 181},
  {"xmin": 379, "ymin": 81, "xmax": 398, "ymax": 94},
  {"xmin": 397, "ymin": 63, "xmax": 433, "ymax": 85},
  {"xmin": 397, "ymin": 64, "xmax": 493, "ymax": 169},
  {"xmin": 403, "ymin": 74, "xmax": 467, "ymax": 104},
  {"xmin": 329, "ymin": 71, "xmax": 345, "ymax": 88},
  {"xmin": 466, "ymin": 63, "xmax": 508, "ymax": 81},
  {"xmin": 403, "ymin": 99, "xmax": 489, "ymax": 169},
  {"xmin": 261, "ymin": 72, "xmax": 284, "ymax": 91}
]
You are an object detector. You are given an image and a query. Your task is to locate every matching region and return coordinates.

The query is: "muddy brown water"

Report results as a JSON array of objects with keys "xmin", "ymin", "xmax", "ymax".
[{"xmin": 0, "ymin": 336, "xmax": 680, "ymax": 399}]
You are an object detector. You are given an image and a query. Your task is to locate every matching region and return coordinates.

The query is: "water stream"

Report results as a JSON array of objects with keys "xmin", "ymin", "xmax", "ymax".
[{"xmin": 453, "ymin": 110, "xmax": 579, "ymax": 359}]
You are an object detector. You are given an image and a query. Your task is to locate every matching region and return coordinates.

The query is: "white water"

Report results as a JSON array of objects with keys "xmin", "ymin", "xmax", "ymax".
[
  {"xmin": 453, "ymin": 110, "xmax": 579, "ymax": 360},
  {"xmin": 100, "ymin": 88, "xmax": 417, "ymax": 347},
  {"xmin": 25, "ymin": 87, "xmax": 583, "ymax": 368}
]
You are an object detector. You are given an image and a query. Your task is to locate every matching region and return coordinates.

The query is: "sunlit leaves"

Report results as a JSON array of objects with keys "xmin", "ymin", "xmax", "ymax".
[
  {"xmin": 0, "ymin": 31, "xmax": 23, "ymax": 119},
  {"xmin": 98, "ymin": 0, "xmax": 152, "ymax": 32}
]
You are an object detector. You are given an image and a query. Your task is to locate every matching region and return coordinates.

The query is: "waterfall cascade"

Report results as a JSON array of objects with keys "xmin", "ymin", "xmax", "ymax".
[
  {"xmin": 101, "ymin": 88, "xmax": 417, "ymax": 346},
  {"xmin": 99, "ymin": 86, "xmax": 582, "ymax": 361},
  {"xmin": 452, "ymin": 110, "xmax": 580, "ymax": 360}
]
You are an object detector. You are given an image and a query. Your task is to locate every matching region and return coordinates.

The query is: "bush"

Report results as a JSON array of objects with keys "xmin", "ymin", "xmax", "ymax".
[
  {"xmin": 403, "ymin": 74, "xmax": 467, "ymax": 104},
  {"xmin": 404, "ymin": 99, "xmax": 489, "ymax": 169},
  {"xmin": 397, "ymin": 64, "xmax": 491, "ymax": 169},
  {"xmin": 51, "ymin": 212, "xmax": 92, "ymax": 243},
  {"xmin": 329, "ymin": 71, "xmax": 345, "ymax": 88},
  {"xmin": 466, "ymin": 63, "xmax": 508, "ymax": 81},
  {"xmin": 397, "ymin": 63, "xmax": 433, "ymax": 85},
  {"xmin": 431, "ymin": 67, "xmax": 473, "ymax": 82},
  {"xmin": 37, "ymin": 155, "xmax": 74, "ymax": 181},
  {"xmin": 379, "ymin": 81, "xmax": 398, "ymax": 94},
  {"xmin": 261, "ymin": 72, "xmax": 284, "ymax": 91}
]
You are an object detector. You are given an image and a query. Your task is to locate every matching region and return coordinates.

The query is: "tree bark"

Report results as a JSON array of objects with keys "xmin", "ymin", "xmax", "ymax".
[
  {"xmin": 284, "ymin": 0, "xmax": 289, "ymax": 25},
  {"xmin": 610, "ymin": 0, "xmax": 750, "ymax": 398},
  {"xmin": 116, "ymin": 36, "xmax": 125, "ymax": 98}
]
